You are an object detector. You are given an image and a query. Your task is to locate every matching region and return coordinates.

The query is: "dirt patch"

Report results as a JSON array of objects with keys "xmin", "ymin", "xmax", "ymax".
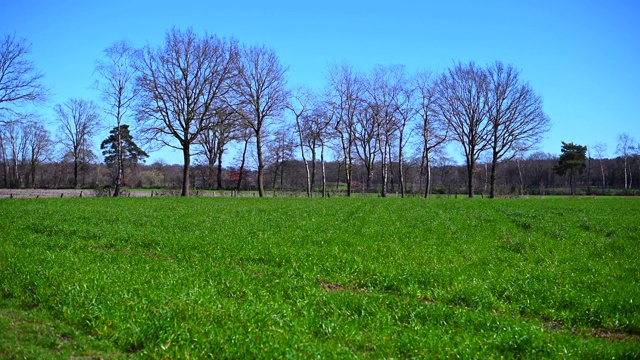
[
  {"xmin": 321, "ymin": 282, "xmax": 345, "ymax": 291},
  {"xmin": 417, "ymin": 296, "xmax": 436, "ymax": 305},
  {"xmin": 590, "ymin": 328, "xmax": 640, "ymax": 342}
]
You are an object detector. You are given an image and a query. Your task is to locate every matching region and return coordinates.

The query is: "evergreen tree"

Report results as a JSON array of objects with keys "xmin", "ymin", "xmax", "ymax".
[
  {"xmin": 554, "ymin": 141, "xmax": 587, "ymax": 195},
  {"xmin": 100, "ymin": 125, "xmax": 148, "ymax": 192}
]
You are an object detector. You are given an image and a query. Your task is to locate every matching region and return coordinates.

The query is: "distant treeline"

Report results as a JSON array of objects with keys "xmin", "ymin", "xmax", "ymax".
[{"xmin": 2, "ymin": 152, "xmax": 639, "ymax": 196}]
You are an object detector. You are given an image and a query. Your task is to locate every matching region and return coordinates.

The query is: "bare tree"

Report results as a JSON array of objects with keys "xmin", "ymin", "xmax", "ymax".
[
  {"xmin": 392, "ymin": 67, "xmax": 415, "ymax": 198},
  {"xmin": 0, "ymin": 119, "xmax": 26, "ymax": 187},
  {"xmin": 234, "ymin": 126, "xmax": 253, "ymax": 191},
  {"xmin": 485, "ymin": 61, "xmax": 550, "ymax": 198},
  {"xmin": 288, "ymin": 87, "xmax": 314, "ymax": 197},
  {"xmin": 327, "ymin": 64, "xmax": 362, "ymax": 196},
  {"xmin": 617, "ymin": 132, "xmax": 635, "ymax": 190},
  {"xmin": 234, "ymin": 43, "xmax": 289, "ymax": 197},
  {"xmin": 365, "ymin": 65, "xmax": 405, "ymax": 197},
  {"xmin": 267, "ymin": 125, "xmax": 296, "ymax": 195},
  {"xmin": 196, "ymin": 105, "xmax": 239, "ymax": 190},
  {"xmin": 310, "ymin": 104, "xmax": 335, "ymax": 197},
  {"xmin": 135, "ymin": 28, "xmax": 237, "ymax": 196},
  {"xmin": 592, "ymin": 142, "xmax": 607, "ymax": 189},
  {"xmin": 55, "ymin": 99, "xmax": 100, "ymax": 188},
  {"xmin": 436, "ymin": 62, "xmax": 490, "ymax": 198},
  {"xmin": 0, "ymin": 34, "xmax": 47, "ymax": 115},
  {"xmin": 95, "ymin": 40, "xmax": 139, "ymax": 196},
  {"xmin": 22, "ymin": 119, "xmax": 52, "ymax": 188},
  {"xmin": 353, "ymin": 103, "xmax": 379, "ymax": 192},
  {"xmin": 414, "ymin": 71, "xmax": 448, "ymax": 198}
]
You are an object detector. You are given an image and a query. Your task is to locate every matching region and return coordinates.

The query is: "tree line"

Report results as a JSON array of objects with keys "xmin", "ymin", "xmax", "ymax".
[{"xmin": 1, "ymin": 30, "xmax": 639, "ymax": 197}]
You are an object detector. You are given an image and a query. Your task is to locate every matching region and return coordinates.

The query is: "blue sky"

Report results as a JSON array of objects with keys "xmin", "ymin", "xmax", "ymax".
[{"xmin": 1, "ymin": 0, "xmax": 639, "ymax": 164}]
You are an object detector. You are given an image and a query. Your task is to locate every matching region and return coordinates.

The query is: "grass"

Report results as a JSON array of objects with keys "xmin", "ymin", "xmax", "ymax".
[
  {"xmin": 0, "ymin": 297, "xmax": 124, "ymax": 359},
  {"xmin": 0, "ymin": 197, "xmax": 639, "ymax": 358}
]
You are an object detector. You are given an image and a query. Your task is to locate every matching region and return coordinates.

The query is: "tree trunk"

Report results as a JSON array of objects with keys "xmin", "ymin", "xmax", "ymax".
[
  {"xmin": 380, "ymin": 142, "xmax": 388, "ymax": 198},
  {"xmin": 236, "ymin": 138, "xmax": 249, "ymax": 191},
  {"xmin": 73, "ymin": 155, "xmax": 79, "ymax": 189},
  {"xmin": 310, "ymin": 143, "xmax": 317, "ymax": 197},
  {"xmin": 295, "ymin": 118, "xmax": 311, "ymax": 197},
  {"xmin": 489, "ymin": 157, "xmax": 498, "ymax": 199},
  {"xmin": 398, "ymin": 140, "xmax": 405, "ymax": 198},
  {"xmin": 181, "ymin": 146, "xmax": 190, "ymax": 196},
  {"xmin": 624, "ymin": 157, "xmax": 628, "ymax": 189},
  {"xmin": 216, "ymin": 149, "xmax": 224, "ymax": 190},
  {"xmin": 320, "ymin": 141, "xmax": 326, "ymax": 198},
  {"xmin": 424, "ymin": 151, "xmax": 432, "ymax": 199},
  {"xmin": 466, "ymin": 160, "xmax": 475, "ymax": 198},
  {"xmin": 517, "ymin": 159, "xmax": 524, "ymax": 195},
  {"xmin": 30, "ymin": 159, "xmax": 37, "ymax": 188},
  {"xmin": 256, "ymin": 132, "xmax": 265, "ymax": 197},
  {"xmin": 345, "ymin": 157, "xmax": 352, "ymax": 196}
]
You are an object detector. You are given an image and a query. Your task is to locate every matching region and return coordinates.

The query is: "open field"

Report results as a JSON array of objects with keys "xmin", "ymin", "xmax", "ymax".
[{"xmin": 0, "ymin": 197, "xmax": 639, "ymax": 358}]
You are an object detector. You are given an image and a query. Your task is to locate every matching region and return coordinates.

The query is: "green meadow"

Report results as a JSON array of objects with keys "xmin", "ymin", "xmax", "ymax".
[{"xmin": 0, "ymin": 197, "xmax": 639, "ymax": 358}]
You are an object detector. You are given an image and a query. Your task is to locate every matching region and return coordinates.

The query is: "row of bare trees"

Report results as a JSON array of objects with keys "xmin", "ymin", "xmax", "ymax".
[
  {"xmin": 4, "ymin": 29, "xmax": 638, "ymax": 197},
  {"xmin": 284, "ymin": 61, "xmax": 549, "ymax": 199}
]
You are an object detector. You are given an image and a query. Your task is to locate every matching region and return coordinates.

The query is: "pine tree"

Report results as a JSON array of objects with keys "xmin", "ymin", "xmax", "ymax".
[
  {"xmin": 100, "ymin": 125, "xmax": 148, "ymax": 194},
  {"xmin": 553, "ymin": 142, "xmax": 587, "ymax": 195}
]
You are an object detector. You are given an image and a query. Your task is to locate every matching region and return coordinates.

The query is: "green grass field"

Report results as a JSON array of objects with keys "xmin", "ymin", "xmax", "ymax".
[{"xmin": 0, "ymin": 197, "xmax": 639, "ymax": 358}]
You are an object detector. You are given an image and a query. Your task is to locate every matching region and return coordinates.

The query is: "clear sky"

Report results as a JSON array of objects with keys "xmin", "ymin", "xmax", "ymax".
[{"xmin": 1, "ymin": 0, "xmax": 639, "ymax": 164}]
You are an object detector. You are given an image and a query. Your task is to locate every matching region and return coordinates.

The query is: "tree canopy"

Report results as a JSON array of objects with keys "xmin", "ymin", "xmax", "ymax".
[{"xmin": 554, "ymin": 141, "xmax": 587, "ymax": 195}]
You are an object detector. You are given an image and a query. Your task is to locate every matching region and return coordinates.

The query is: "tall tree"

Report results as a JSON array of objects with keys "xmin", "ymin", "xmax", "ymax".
[
  {"xmin": 414, "ymin": 71, "xmax": 448, "ymax": 198},
  {"xmin": 0, "ymin": 116, "xmax": 51, "ymax": 188},
  {"xmin": 327, "ymin": 64, "xmax": 362, "ymax": 197},
  {"xmin": 135, "ymin": 28, "xmax": 238, "ymax": 196},
  {"xmin": 485, "ymin": 61, "xmax": 550, "ymax": 198},
  {"xmin": 24, "ymin": 120, "xmax": 52, "ymax": 188},
  {"xmin": 95, "ymin": 40, "xmax": 139, "ymax": 196},
  {"xmin": 616, "ymin": 132, "xmax": 635, "ymax": 190},
  {"xmin": 392, "ymin": 67, "xmax": 415, "ymax": 198},
  {"xmin": 0, "ymin": 118, "xmax": 26, "ymax": 187},
  {"xmin": 288, "ymin": 87, "xmax": 314, "ymax": 197},
  {"xmin": 196, "ymin": 105, "xmax": 239, "ymax": 190},
  {"xmin": 234, "ymin": 44, "xmax": 289, "ymax": 197},
  {"xmin": 55, "ymin": 99, "xmax": 100, "ymax": 188},
  {"xmin": 592, "ymin": 142, "xmax": 607, "ymax": 189},
  {"xmin": 100, "ymin": 124, "xmax": 148, "ymax": 188},
  {"xmin": 366, "ymin": 65, "xmax": 405, "ymax": 197},
  {"xmin": 554, "ymin": 141, "xmax": 587, "ymax": 195},
  {"xmin": 436, "ymin": 62, "xmax": 490, "ymax": 198},
  {"xmin": 0, "ymin": 34, "xmax": 48, "ymax": 115}
]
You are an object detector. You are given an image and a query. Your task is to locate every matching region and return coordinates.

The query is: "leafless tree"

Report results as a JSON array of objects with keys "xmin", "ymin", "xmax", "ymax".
[
  {"xmin": 0, "ymin": 34, "xmax": 48, "ymax": 116},
  {"xmin": 486, "ymin": 61, "xmax": 550, "ymax": 198},
  {"xmin": 234, "ymin": 44, "xmax": 289, "ymax": 197},
  {"xmin": 414, "ymin": 71, "xmax": 448, "ymax": 198},
  {"xmin": 592, "ymin": 142, "xmax": 608, "ymax": 188},
  {"xmin": 436, "ymin": 62, "xmax": 490, "ymax": 198},
  {"xmin": 0, "ymin": 117, "xmax": 52, "ymax": 188},
  {"xmin": 135, "ymin": 28, "xmax": 238, "ymax": 196},
  {"xmin": 95, "ymin": 40, "xmax": 139, "ymax": 196},
  {"xmin": 365, "ymin": 65, "xmax": 405, "ymax": 197},
  {"xmin": 326, "ymin": 64, "xmax": 362, "ymax": 197},
  {"xmin": 0, "ymin": 119, "xmax": 26, "ymax": 187},
  {"xmin": 234, "ymin": 126, "xmax": 253, "ymax": 191},
  {"xmin": 391, "ymin": 67, "xmax": 415, "ymax": 198},
  {"xmin": 55, "ymin": 99, "xmax": 101, "ymax": 188},
  {"xmin": 617, "ymin": 132, "xmax": 635, "ymax": 189},
  {"xmin": 288, "ymin": 87, "xmax": 315, "ymax": 197},
  {"xmin": 353, "ymin": 103, "xmax": 379, "ymax": 192},
  {"xmin": 24, "ymin": 121, "xmax": 52, "ymax": 188},
  {"xmin": 267, "ymin": 125, "xmax": 296, "ymax": 195},
  {"xmin": 310, "ymin": 104, "xmax": 335, "ymax": 197},
  {"xmin": 196, "ymin": 105, "xmax": 239, "ymax": 190}
]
